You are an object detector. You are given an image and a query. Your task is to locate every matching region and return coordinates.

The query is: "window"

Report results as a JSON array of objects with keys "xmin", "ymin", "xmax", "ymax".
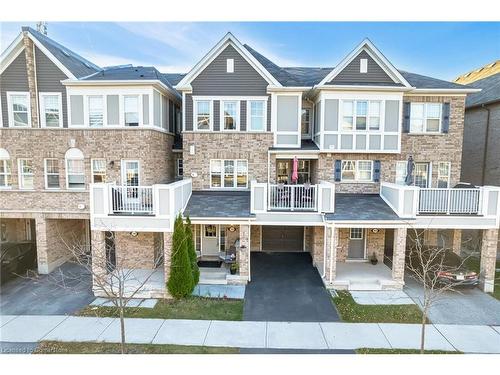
[
  {"xmin": 65, "ymin": 148, "xmax": 85, "ymax": 189},
  {"xmin": 121, "ymin": 160, "xmax": 140, "ymax": 186},
  {"xmin": 342, "ymin": 100, "xmax": 382, "ymax": 131},
  {"xmin": 341, "ymin": 160, "xmax": 373, "ymax": 182},
  {"xmin": 221, "ymin": 101, "xmax": 238, "ymax": 130},
  {"xmin": 88, "ymin": 96, "xmax": 104, "ymax": 127},
  {"xmin": 205, "ymin": 224, "xmax": 217, "ymax": 237},
  {"xmin": 195, "ymin": 100, "xmax": 211, "ymax": 130},
  {"xmin": 350, "ymin": 228, "xmax": 363, "ymax": 240},
  {"xmin": 437, "ymin": 162, "xmax": 450, "ymax": 188},
  {"xmin": 301, "ymin": 108, "xmax": 311, "ymax": 137},
  {"xmin": 0, "ymin": 159, "xmax": 11, "ymax": 188},
  {"xmin": 124, "ymin": 95, "xmax": 139, "ymax": 126},
  {"xmin": 40, "ymin": 93, "xmax": 62, "ymax": 128},
  {"xmin": 177, "ymin": 159, "xmax": 184, "ymax": 177},
  {"xmin": 18, "ymin": 159, "xmax": 33, "ymax": 189},
  {"xmin": 226, "ymin": 58, "xmax": 234, "ymax": 73},
  {"xmin": 91, "ymin": 159, "xmax": 106, "ymax": 183},
  {"xmin": 277, "ymin": 160, "xmax": 290, "ymax": 184},
  {"xmin": 298, "ymin": 160, "xmax": 310, "ymax": 184},
  {"xmin": 8, "ymin": 93, "xmax": 30, "ymax": 127},
  {"xmin": 44, "ymin": 159, "xmax": 60, "ymax": 189},
  {"xmin": 248, "ymin": 100, "xmax": 266, "ymax": 131},
  {"xmin": 414, "ymin": 162, "xmax": 430, "ymax": 188},
  {"xmin": 210, "ymin": 159, "xmax": 248, "ymax": 188},
  {"xmin": 395, "ymin": 161, "xmax": 407, "ymax": 185},
  {"xmin": 410, "ymin": 103, "xmax": 442, "ymax": 133}
]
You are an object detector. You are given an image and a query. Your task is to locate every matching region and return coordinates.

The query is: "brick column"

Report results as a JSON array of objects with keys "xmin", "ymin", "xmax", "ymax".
[
  {"xmin": 392, "ymin": 228, "xmax": 407, "ymax": 283},
  {"xmin": 238, "ymin": 224, "xmax": 250, "ymax": 279},
  {"xmin": 90, "ymin": 230, "xmax": 107, "ymax": 293},
  {"xmin": 452, "ymin": 229, "xmax": 462, "ymax": 255},
  {"xmin": 35, "ymin": 216, "xmax": 49, "ymax": 274},
  {"xmin": 424, "ymin": 229, "xmax": 438, "ymax": 247},
  {"xmin": 22, "ymin": 31, "xmax": 39, "ymax": 128},
  {"xmin": 311, "ymin": 226, "xmax": 324, "ymax": 267},
  {"xmin": 479, "ymin": 229, "xmax": 499, "ymax": 293},
  {"xmin": 324, "ymin": 226, "xmax": 338, "ymax": 285},
  {"xmin": 163, "ymin": 231, "xmax": 173, "ymax": 284}
]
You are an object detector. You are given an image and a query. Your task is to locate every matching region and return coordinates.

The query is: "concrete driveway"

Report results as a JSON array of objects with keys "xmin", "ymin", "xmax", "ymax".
[
  {"xmin": 243, "ymin": 252, "xmax": 339, "ymax": 322},
  {"xmin": 0, "ymin": 262, "xmax": 94, "ymax": 315},
  {"xmin": 404, "ymin": 276, "xmax": 500, "ymax": 325}
]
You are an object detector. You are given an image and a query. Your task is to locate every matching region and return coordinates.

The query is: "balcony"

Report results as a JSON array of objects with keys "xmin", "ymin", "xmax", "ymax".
[
  {"xmin": 418, "ymin": 188, "xmax": 481, "ymax": 215},
  {"xmin": 90, "ymin": 179, "xmax": 192, "ymax": 232},
  {"xmin": 250, "ymin": 180, "xmax": 335, "ymax": 213}
]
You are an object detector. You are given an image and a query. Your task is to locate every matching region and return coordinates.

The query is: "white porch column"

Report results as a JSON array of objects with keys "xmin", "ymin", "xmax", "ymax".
[
  {"xmin": 392, "ymin": 227, "xmax": 407, "ymax": 283},
  {"xmin": 480, "ymin": 229, "xmax": 498, "ymax": 293}
]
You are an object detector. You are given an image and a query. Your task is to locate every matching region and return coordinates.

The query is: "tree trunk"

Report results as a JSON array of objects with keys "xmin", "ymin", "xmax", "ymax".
[
  {"xmin": 420, "ymin": 307, "xmax": 427, "ymax": 354},
  {"xmin": 119, "ymin": 298, "xmax": 126, "ymax": 354}
]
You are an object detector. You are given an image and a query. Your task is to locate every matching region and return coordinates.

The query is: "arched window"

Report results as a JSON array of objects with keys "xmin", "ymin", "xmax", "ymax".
[
  {"xmin": 65, "ymin": 148, "xmax": 85, "ymax": 189},
  {"xmin": 0, "ymin": 148, "xmax": 11, "ymax": 188}
]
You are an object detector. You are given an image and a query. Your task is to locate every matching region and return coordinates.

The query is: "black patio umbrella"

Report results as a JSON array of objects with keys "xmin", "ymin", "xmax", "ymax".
[{"xmin": 405, "ymin": 155, "xmax": 415, "ymax": 185}]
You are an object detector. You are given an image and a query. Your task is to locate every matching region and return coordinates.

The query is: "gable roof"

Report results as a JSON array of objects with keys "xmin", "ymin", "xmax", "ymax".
[
  {"xmin": 175, "ymin": 32, "xmax": 282, "ymax": 90},
  {"xmin": 317, "ymin": 38, "xmax": 412, "ymax": 88},
  {"xmin": 463, "ymin": 73, "xmax": 500, "ymax": 108}
]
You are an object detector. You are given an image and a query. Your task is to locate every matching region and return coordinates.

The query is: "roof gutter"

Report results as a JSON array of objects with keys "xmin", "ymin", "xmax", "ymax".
[
  {"xmin": 409, "ymin": 88, "xmax": 482, "ymax": 94},
  {"xmin": 314, "ymin": 84, "xmax": 415, "ymax": 92}
]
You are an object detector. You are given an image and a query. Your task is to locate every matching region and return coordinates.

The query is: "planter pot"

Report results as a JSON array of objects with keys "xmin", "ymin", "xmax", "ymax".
[
  {"xmin": 230, "ymin": 268, "xmax": 237, "ymax": 275},
  {"xmin": 370, "ymin": 259, "xmax": 378, "ymax": 265}
]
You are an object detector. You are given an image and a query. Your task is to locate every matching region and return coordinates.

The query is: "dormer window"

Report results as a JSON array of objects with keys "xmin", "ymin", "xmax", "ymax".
[
  {"xmin": 226, "ymin": 58, "xmax": 234, "ymax": 73},
  {"xmin": 360, "ymin": 58, "xmax": 368, "ymax": 73}
]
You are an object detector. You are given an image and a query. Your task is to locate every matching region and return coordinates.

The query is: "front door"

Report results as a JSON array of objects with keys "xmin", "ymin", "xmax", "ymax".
[
  {"xmin": 202, "ymin": 224, "xmax": 219, "ymax": 256},
  {"xmin": 348, "ymin": 228, "xmax": 365, "ymax": 259}
]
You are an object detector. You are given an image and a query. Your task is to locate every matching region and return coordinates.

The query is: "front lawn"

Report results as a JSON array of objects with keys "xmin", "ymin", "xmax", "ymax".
[
  {"xmin": 357, "ymin": 348, "xmax": 460, "ymax": 354},
  {"xmin": 34, "ymin": 341, "xmax": 238, "ymax": 354},
  {"xmin": 332, "ymin": 291, "xmax": 425, "ymax": 323},
  {"xmin": 77, "ymin": 296, "xmax": 244, "ymax": 321},
  {"xmin": 463, "ymin": 257, "xmax": 500, "ymax": 300}
]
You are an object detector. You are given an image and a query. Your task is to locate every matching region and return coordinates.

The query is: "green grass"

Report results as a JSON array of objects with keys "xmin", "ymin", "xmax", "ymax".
[
  {"xmin": 357, "ymin": 348, "xmax": 460, "ymax": 354},
  {"xmin": 463, "ymin": 257, "xmax": 500, "ymax": 300},
  {"xmin": 332, "ymin": 291, "xmax": 425, "ymax": 324},
  {"xmin": 76, "ymin": 296, "xmax": 244, "ymax": 321},
  {"xmin": 34, "ymin": 341, "xmax": 238, "ymax": 354}
]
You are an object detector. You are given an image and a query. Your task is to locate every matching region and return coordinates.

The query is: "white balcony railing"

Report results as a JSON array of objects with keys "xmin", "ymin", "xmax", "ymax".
[
  {"xmin": 418, "ymin": 188, "xmax": 481, "ymax": 215},
  {"xmin": 268, "ymin": 184, "xmax": 317, "ymax": 211},
  {"xmin": 111, "ymin": 186, "xmax": 154, "ymax": 215}
]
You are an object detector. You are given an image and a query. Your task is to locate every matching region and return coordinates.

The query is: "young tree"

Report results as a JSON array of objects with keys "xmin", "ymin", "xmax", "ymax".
[
  {"xmin": 406, "ymin": 228, "xmax": 477, "ymax": 353},
  {"xmin": 167, "ymin": 214, "xmax": 194, "ymax": 298},
  {"xmin": 185, "ymin": 216, "xmax": 200, "ymax": 286}
]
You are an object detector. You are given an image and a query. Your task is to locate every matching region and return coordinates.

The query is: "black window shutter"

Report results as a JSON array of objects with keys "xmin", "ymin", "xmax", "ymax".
[
  {"xmin": 373, "ymin": 160, "xmax": 381, "ymax": 182},
  {"xmin": 441, "ymin": 102, "xmax": 450, "ymax": 133},
  {"xmin": 402, "ymin": 102, "xmax": 411, "ymax": 133},
  {"xmin": 334, "ymin": 160, "xmax": 342, "ymax": 182}
]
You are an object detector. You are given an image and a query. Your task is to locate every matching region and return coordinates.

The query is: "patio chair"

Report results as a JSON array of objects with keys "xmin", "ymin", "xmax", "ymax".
[{"xmin": 218, "ymin": 239, "xmax": 238, "ymax": 264}]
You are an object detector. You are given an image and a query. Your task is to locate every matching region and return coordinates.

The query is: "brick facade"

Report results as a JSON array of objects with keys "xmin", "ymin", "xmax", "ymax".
[
  {"xmin": 392, "ymin": 228, "xmax": 407, "ymax": 282},
  {"xmin": 114, "ymin": 231, "xmax": 162, "ymax": 269},
  {"xmin": 480, "ymin": 229, "xmax": 499, "ymax": 292},
  {"xmin": 250, "ymin": 225, "xmax": 261, "ymax": 251}
]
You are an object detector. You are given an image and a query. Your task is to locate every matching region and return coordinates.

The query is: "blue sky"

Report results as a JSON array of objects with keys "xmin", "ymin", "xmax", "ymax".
[{"xmin": 1, "ymin": 22, "xmax": 498, "ymax": 81}]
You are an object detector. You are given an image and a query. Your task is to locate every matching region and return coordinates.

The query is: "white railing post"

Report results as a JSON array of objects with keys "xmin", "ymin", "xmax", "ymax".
[{"xmin": 290, "ymin": 185, "xmax": 295, "ymax": 211}]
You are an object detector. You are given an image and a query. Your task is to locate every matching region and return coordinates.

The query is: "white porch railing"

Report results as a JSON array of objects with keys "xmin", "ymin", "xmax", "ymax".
[
  {"xmin": 418, "ymin": 188, "xmax": 481, "ymax": 214},
  {"xmin": 268, "ymin": 184, "xmax": 317, "ymax": 211},
  {"xmin": 110, "ymin": 186, "xmax": 154, "ymax": 215}
]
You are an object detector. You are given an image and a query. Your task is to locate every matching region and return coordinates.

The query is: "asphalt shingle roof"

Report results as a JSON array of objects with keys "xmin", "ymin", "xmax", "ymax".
[
  {"xmin": 23, "ymin": 27, "xmax": 100, "ymax": 78},
  {"xmin": 464, "ymin": 73, "xmax": 500, "ymax": 108},
  {"xmin": 325, "ymin": 194, "xmax": 407, "ymax": 221},
  {"xmin": 398, "ymin": 70, "xmax": 468, "ymax": 90},
  {"xmin": 183, "ymin": 191, "xmax": 253, "ymax": 218}
]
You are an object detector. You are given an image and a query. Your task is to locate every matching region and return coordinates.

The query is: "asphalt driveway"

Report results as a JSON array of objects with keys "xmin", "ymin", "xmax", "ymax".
[
  {"xmin": 243, "ymin": 252, "xmax": 339, "ymax": 322},
  {"xmin": 404, "ymin": 276, "xmax": 500, "ymax": 325},
  {"xmin": 0, "ymin": 262, "xmax": 94, "ymax": 315}
]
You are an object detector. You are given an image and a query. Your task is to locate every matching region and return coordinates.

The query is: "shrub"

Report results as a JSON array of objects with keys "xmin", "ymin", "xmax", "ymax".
[
  {"xmin": 167, "ymin": 214, "xmax": 194, "ymax": 298},
  {"xmin": 185, "ymin": 216, "xmax": 200, "ymax": 285}
]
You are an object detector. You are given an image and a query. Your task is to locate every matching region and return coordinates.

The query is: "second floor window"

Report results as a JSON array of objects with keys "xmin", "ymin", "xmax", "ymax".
[
  {"xmin": 437, "ymin": 162, "xmax": 451, "ymax": 188},
  {"xmin": 124, "ymin": 95, "xmax": 139, "ymax": 126},
  {"xmin": 0, "ymin": 158, "xmax": 11, "ymax": 188},
  {"xmin": 88, "ymin": 96, "xmax": 104, "ymax": 127},
  {"xmin": 222, "ymin": 101, "xmax": 238, "ymax": 130},
  {"xmin": 248, "ymin": 100, "xmax": 265, "ymax": 131},
  {"xmin": 40, "ymin": 94, "xmax": 62, "ymax": 128},
  {"xmin": 44, "ymin": 159, "xmax": 60, "ymax": 189},
  {"xmin": 410, "ymin": 103, "xmax": 441, "ymax": 133},
  {"xmin": 341, "ymin": 160, "xmax": 373, "ymax": 182},
  {"xmin": 67, "ymin": 159, "xmax": 85, "ymax": 189},
  {"xmin": 8, "ymin": 93, "xmax": 30, "ymax": 127},
  {"xmin": 301, "ymin": 108, "xmax": 311, "ymax": 137},
  {"xmin": 195, "ymin": 100, "xmax": 211, "ymax": 130},
  {"xmin": 92, "ymin": 159, "xmax": 106, "ymax": 183},
  {"xmin": 210, "ymin": 159, "xmax": 248, "ymax": 188},
  {"xmin": 18, "ymin": 159, "xmax": 34, "ymax": 189},
  {"xmin": 342, "ymin": 100, "xmax": 381, "ymax": 131}
]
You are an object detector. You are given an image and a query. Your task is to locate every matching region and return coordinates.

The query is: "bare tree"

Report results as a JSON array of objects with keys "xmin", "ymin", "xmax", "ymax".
[
  {"xmin": 29, "ymin": 226, "xmax": 163, "ymax": 354},
  {"xmin": 405, "ymin": 227, "xmax": 478, "ymax": 353}
]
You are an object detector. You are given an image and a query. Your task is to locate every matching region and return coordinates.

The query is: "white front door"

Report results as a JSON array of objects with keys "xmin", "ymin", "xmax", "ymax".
[{"xmin": 202, "ymin": 225, "xmax": 219, "ymax": 256}]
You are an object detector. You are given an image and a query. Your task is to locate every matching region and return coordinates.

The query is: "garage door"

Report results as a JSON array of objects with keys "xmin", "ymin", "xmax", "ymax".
[{"xmin": 262, "ymin": 226, "xmax": 304, "ymax": 252}]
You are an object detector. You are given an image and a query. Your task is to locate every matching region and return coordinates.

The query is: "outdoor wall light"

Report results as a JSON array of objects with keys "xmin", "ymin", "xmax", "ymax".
[
  {"xmin": 372, "ymin": 228, "xmax": 380, "ymax": 233},
  {"xmin": 130, "ymin": 231, "xmax": 138, "ymax": 237},
  {"xmin": 109, "ymin": 160, "xmax": 115, "ymax": 168}
]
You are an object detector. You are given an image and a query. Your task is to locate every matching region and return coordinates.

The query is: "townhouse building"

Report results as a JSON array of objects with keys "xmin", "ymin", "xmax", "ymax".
[{"xmin": 1, "ymin": 28, "xmax": 499, "ymax": 298}]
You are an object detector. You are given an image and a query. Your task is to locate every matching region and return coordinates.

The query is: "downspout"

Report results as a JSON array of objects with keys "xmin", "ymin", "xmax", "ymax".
[{"xmin": 481, "ymin": 104, "xmax": 491, "ymax": 186}]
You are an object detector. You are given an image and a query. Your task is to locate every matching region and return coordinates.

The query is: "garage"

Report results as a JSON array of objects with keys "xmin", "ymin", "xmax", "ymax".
[{"xmin": 261, "ymin": 226, "xmax": 304, "ymax": 252}]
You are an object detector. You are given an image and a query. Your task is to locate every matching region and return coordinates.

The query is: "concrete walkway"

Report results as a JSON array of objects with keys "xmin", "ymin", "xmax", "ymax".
[{"xmin": 1, "ymin": 315, "xmax": 500, "ymax": 353}]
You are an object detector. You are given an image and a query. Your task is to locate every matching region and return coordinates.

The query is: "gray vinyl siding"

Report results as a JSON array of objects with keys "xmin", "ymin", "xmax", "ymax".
[
  {"xmin": 329, "ymin": 50, "xmax": 396, "ymax": 85},
  {"xmin": 240, "ymin": 101, "xmax": 247, "ymax": 131},
  {"xmin": 0, "ymin": 52, "xmax": 30, "ymax": 127},
  {"xmin": 185, "ymin": 94, "xmax": 193, "ymax": 131},
  {"xmin": 213, "ymin": 100, "xmax": 220, "ymax": 131},
  {"xmin": 34, "ymin": 46, "xmax": 69, "ymax": 127},
  {"xmin": 168, "ymin": 100, "xmax": 174, "ymax": 132}
]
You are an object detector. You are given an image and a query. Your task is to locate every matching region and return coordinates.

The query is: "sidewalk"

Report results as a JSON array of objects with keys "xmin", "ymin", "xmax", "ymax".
[{"xmin": 1, "ymin": 315, "xmax": 500, "ymax": 353}]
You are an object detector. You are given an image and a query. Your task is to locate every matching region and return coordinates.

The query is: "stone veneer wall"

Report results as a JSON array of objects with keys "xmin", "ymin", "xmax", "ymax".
[
  {"xmin": 250, "ymin": 225, "xmax": 262, "ymax": 251},
  {"xmin": 0, "ymin": 129, "xmax": 174, "ymax": 214},
  {"xmin": 115, "ymin": 231, "xmax": 162, "ymax": 269},
  {"xmin": 182, "ymin": 133, "xmax": 274, "ymax": 190},
  {"xmin": 1, "ymin": 218, "xmax": 30, "ymax": 242},
  {"xmin": 315, "ymin": 95, "xmax": 465, "ymax": 193},
  {"xmin": 310, "ymin": 226, "xmax": 324, "ymax": 267}
]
